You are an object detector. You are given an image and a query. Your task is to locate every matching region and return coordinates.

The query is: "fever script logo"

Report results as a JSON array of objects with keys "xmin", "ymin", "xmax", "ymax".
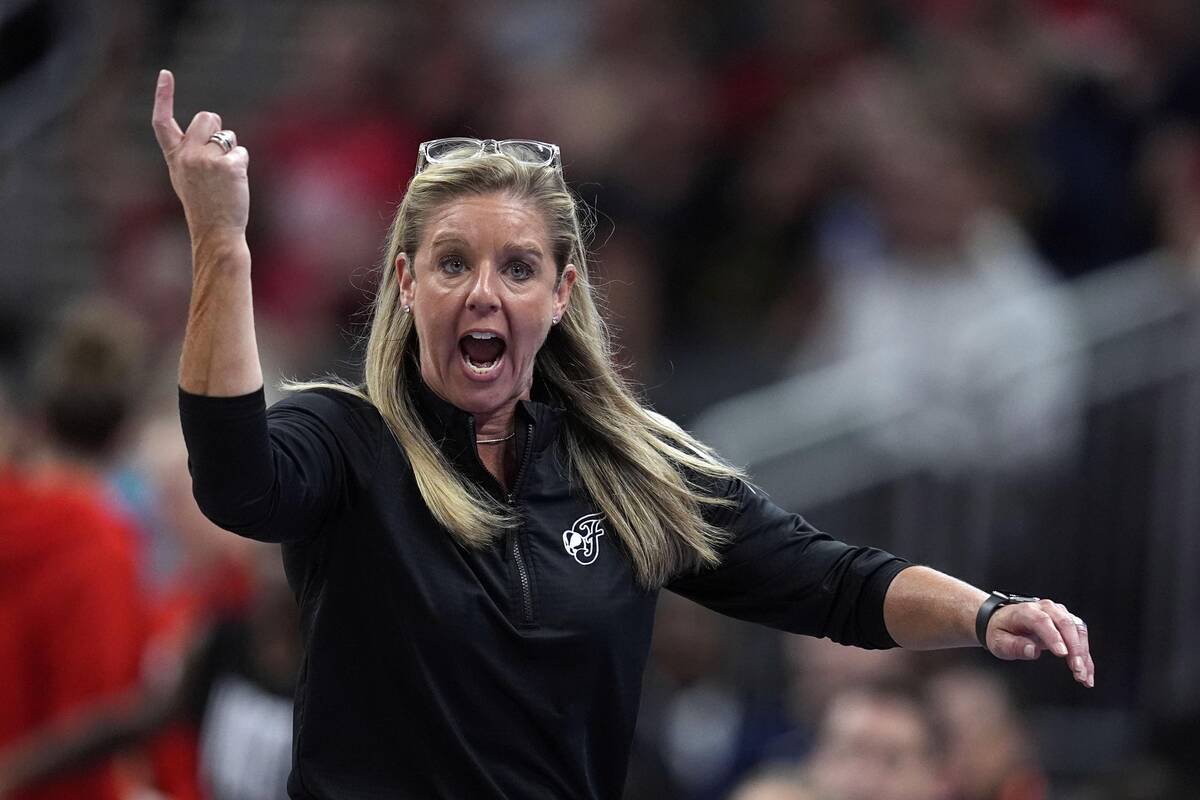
[{"xmin": 562, "ymin": 513, "xmax": 606, "ymax": 566}]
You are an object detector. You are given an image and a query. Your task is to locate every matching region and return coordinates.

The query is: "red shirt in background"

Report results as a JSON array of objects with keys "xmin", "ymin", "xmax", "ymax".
[{"xmin": 0, "ymin": 468, "xmax": 148, "ymax": 800}]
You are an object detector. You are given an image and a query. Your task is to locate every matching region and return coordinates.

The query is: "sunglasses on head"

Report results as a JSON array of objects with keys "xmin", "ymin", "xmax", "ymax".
[{"xmin": 414, "ymin": 138, "xmax": 562, "ymax": 176}]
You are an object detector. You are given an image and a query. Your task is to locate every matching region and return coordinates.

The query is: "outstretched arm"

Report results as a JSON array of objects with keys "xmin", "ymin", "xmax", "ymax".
[
  {"xmin": 883, "ymin": 565, "xmax": 1094, "ymax": 687},
  {"xmin": 153, "ymin": 68, "xmax": 262, "ymax": 396}
]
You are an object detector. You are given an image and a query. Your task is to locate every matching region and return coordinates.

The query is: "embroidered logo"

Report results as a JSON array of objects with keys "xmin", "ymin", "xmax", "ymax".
[{"xmin": 562, "ymin": 513, "xmax": 606, "ymax": 566}]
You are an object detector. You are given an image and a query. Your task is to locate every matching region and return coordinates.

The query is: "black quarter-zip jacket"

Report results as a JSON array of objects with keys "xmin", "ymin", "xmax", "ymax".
[{"xmin": 179, "ymin": 381, "xmax": 910, "ymax": 799}]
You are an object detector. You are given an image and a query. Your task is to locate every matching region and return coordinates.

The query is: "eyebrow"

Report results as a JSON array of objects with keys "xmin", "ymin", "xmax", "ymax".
[
  {"xmin": 428, "ymin": 233, "xmax": 545, "ymax": 260},
  {"xmin": 505, "ymin": 241, "xmax": 545, "ymax": 259},
  {"xmin": 429, "ymin": 233, "xmax": 470, "ymax": 249}
]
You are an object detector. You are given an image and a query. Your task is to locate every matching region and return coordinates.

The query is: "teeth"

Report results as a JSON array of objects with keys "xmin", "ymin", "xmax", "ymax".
[
  {"xmin": 466, "ymin": 356, "xmax": 501, "ymax": 374},
  {"xmin": 468, "ymin": 332, "xmax": 497, "ymax": 339}
]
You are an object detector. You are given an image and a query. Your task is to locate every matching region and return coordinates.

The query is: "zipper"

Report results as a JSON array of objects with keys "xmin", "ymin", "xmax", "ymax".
[
  {"xmin": 510, "ymin": 534, "xmax": 534, "ymax": 625},
  {"xmin": 507, "ymin": 422, "xmax": 536, "ymax": 626}
]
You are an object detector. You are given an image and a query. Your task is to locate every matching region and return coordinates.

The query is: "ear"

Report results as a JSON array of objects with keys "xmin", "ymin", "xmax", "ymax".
[
  {"xmin": 396, "ymin": 252, "xmax": 415, "ymax": 307},
  {"xmin": 554, "ymin": 264, "xmax": 577, "ymax": 322}
]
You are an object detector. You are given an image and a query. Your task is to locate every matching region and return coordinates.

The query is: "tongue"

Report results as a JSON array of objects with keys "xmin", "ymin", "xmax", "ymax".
[{"xmin": 461, "ymin": 337, "xmax": 504, "ymax": 365}]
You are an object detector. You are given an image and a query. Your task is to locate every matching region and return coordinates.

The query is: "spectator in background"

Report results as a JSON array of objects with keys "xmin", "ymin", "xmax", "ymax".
[
  {"xmin": 0, "ymin": 299, "xmax": 151, "ymax": 800},
  {"xmin": 786, "ymin": 60, "xmax": 1084, "ymax": 474},
  {"xmin": 1131, "ymin": 120, "xmax": 1200, "ymax": 289},
  {"xmin": 801, "ymin": 680, "xmax": 951, "ymax": 800},
  {"xmin": 117, "ymin": 395, "xmax": 262, "ymax": 800},
  {"xmin": 632, "ymin": 592, "xmax": 765, "ymax": 800},
  {"xmin": 726, "ymin": 766, "xmax": 823, "ymax": 800},
  {"xmin": 631, "ymin": 619, "xmax": 924, "ymax": 800},
  {"xmin": 760, "ymin": 636, "xmax": 919, "ymax": 765},
  {"xmin": 250, "ymin": 2, "xmax": 426, "ymax": 371},
  {"xmin": 927, "ymin": 666, "xmax": 1047, "ymax": 800},
  {"xmin": 0, "ymin": 543, "xmax": 300, "ymax": 800},
  {"xmin": 123, "ymin": 394, "xmax": 258, "ymax": 611},
  {"xmin": 1029, "ymin": 0, "xmax": 1200, "ymax": 276}
]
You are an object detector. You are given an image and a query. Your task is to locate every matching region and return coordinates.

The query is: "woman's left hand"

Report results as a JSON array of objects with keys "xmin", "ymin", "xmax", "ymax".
[{"xmin": 985, "ymin": 598, "xmax": 1094, "ymax": 687}]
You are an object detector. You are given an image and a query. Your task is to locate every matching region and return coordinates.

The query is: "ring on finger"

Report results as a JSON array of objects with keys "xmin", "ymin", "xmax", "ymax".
[{"xmin": 208, "ymin": 130, "xmax": 235, "ymax": 154}]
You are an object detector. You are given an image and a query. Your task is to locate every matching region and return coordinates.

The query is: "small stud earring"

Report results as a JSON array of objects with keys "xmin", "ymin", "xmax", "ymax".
[
  {"xmin": 403, "ymin": 304, "xmax": 412, "ymax": 314},
  {"xmin": 551, "ymin": 315, "xmax": 560, "ymax": 325}
]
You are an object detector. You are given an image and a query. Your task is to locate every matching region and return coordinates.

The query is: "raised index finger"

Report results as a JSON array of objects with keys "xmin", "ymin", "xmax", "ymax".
[{"xmin": 152, "ymin": 69, "xmax": 184, "ymax": 152}]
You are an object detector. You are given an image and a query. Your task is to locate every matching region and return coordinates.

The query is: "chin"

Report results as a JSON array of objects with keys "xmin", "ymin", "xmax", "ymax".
[
  {"xmin": 445, "ymin": 369, "xmax": 525, "ymax": 416},
  {"xmin": 450, "ymin": 384, "xmax": 514, "ymax": 415}
]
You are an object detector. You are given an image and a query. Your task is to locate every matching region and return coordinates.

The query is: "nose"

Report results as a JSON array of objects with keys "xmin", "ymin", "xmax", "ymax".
[{"xmin": 466, "ymin": 262, "xmax": 500, "ymax": 314}]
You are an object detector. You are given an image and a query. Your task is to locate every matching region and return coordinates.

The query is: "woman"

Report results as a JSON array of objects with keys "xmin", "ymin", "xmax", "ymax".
[{"xmin": 152, "ymin": 70, "xmax": 1093, "ymax": 799}]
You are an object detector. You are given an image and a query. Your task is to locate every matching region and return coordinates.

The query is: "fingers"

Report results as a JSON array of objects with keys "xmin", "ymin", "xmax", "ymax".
[
  {"xmin": 1028, "ymin": 603, "xmax": 1071, "ymax": 658},
  {"xmin": 184, "ymin": 110, "xmax": 223, "ymax": 148},
  {"xmin": 207, "ymin": 129, "xmax": 238, "ymax": 154},
  {"xmin": 990, "ymin": 599, "xmax": 1095, "ymax": 688},
  {"xmin": 988, "ymin": 629, "xmax": 1043, "ymax": 661},
  {"xmin": 1075, "ymin": 617, "xmax": 1095, "ymax": 688},
  {"xmin": 150, "ymin": 71, "xmax": 249, "ymax": 232},
  {"xmin": 151, "ymin": 70, "xmax": 233, "ymax": 159},
  {"xmin": 151, "ymin": 69, "xmax": 183, "ymax": 152},
  {"xmin": 1049, "ymin": 603, "xmax": 1090, "ymax": 684},
  {"xmin": 226, "ymin": 145, "xmax": 250, "ymax": 176},
  {"xmin": 1034, "ymin": 601, "xmax": 1092, "ymax": 687}
]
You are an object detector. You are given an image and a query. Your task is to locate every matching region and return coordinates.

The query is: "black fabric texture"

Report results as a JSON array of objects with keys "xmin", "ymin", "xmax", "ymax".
[{"xmin": 178, "ymin": 383, "xmax": 909, "ymax": 799}]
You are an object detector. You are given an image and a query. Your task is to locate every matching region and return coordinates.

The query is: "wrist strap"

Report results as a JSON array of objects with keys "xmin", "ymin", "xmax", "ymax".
[
  {"xmin": 975, "ymin": 591, "xmax": 1039, "ymax": 648},
  {"xmin": 975, "ymin": 592, "xmax": 1006, "ymax": 648}
]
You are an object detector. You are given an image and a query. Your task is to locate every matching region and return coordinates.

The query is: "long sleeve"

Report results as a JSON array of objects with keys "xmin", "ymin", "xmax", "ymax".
[
  {"xmin": 178, "ymin": 386, "xmax": 381, "ymax": 543},
  {"xmin": 666, "ymin": 478, "xmax": 911, "ymax": 648}
]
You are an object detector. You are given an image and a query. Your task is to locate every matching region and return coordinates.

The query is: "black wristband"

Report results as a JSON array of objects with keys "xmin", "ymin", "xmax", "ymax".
[{"xmin": 975, "ymin": 591, "xmax": 1039, "ymax": 648}]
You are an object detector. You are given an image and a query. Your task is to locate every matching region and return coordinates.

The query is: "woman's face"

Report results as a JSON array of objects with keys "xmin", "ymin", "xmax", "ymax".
[{"xmin": 398, "ymin": 193, "xmax": 576, "ymax": 418}]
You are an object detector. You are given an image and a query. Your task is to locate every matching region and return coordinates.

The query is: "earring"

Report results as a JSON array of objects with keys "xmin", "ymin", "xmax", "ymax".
[
  {"xmin": 551, "ymin": 314, "xmax": 560, "ymax": 325},
  {"xmin": 403, "ymin": 304, "xmax": 412, "ymax": 314}
]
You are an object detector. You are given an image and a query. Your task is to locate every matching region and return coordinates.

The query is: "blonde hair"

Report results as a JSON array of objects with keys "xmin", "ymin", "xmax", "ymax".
[{"xmin": 290, "ymin": 153, "xmax": 742, "ymax": 587}]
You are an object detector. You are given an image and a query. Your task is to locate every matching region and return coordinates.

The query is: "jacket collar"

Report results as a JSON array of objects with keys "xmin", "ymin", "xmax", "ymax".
[{"xmin": 412, "ymin": 374, "xmax": 564, "ymax": 469}]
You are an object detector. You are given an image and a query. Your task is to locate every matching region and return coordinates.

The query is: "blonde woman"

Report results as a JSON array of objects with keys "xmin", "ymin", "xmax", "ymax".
[{"xmin": 153, "ymin": 71, "xmax": 1093, "ymax": 800}]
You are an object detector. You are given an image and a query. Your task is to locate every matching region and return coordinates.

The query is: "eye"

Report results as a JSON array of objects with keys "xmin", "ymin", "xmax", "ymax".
[
  {"xmin": 438, "ymin": 255, "xmax": 466, "ymax": 275},
  {"xmin": 507, "ymin": 261, "xmax": 533, "ymax": 281}
]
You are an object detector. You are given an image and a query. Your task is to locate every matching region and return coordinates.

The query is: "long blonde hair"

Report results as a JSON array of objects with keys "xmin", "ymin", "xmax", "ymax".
[{"xmin": 291, "ymin": 154, "xmax": 742, "ymax": 587}]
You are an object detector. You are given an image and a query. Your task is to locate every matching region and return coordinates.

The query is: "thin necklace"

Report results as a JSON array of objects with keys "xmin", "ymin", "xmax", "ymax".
[{"xmin": 476, "ymin": 431, "xmax": 516, "ymax": 445}]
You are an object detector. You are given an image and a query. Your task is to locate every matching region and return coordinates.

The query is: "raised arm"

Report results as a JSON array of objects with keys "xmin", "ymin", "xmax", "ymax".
[
  {"xmin": 882, "ymin": 565, "xmax": 1094, "ymax": 687},
  {"xmin": 155, "ymin": 71, "xmax": 346, "ymax": 543},
  {"xmin": 152, "ymin": 69, "xmax": 261, "ymax": 396}
]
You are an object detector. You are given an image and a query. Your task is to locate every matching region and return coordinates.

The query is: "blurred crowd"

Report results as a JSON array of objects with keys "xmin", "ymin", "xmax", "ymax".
[{"xmin": 4, "ymin": 0, "xmax": 1200, "ymax": 797}]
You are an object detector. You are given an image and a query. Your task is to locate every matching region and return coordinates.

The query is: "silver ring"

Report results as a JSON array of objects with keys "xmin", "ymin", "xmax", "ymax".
[{"xmin": 208, "ymin": 130, "xmax": 234, "ymax": 154}]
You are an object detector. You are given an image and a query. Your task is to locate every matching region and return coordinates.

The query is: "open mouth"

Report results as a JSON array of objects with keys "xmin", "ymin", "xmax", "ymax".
[{"xmin": 459, "ymin": 332, "xmax": 506, "ymax": 375}]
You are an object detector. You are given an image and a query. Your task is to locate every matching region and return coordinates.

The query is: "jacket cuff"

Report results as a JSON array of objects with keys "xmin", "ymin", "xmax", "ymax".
[
  {"xmin": 178, "ymin": 385, "xmax": 266, "ymax": 422},
  {"xmin": 862, "ymin": 560, "xmax": 917, "ymax": 649}
]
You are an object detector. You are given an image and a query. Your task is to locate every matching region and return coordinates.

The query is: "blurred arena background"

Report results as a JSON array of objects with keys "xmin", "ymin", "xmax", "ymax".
[{"xmin": 1, "ymin": 1, "xmax": 1199, "ymax": 798}]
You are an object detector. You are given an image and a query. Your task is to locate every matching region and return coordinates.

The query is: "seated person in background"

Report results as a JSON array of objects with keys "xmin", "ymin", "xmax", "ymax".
[
  {"xmin": 802, "ymin": 681, "xmax": 950, "ymax": 800},
  {"xmin": 727, "ymin": 767, "xmax": 825, "ymax": 800},
  {"xmin": 927, "ymin": 666, "xmax": 1047, "ymax": 800}
]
